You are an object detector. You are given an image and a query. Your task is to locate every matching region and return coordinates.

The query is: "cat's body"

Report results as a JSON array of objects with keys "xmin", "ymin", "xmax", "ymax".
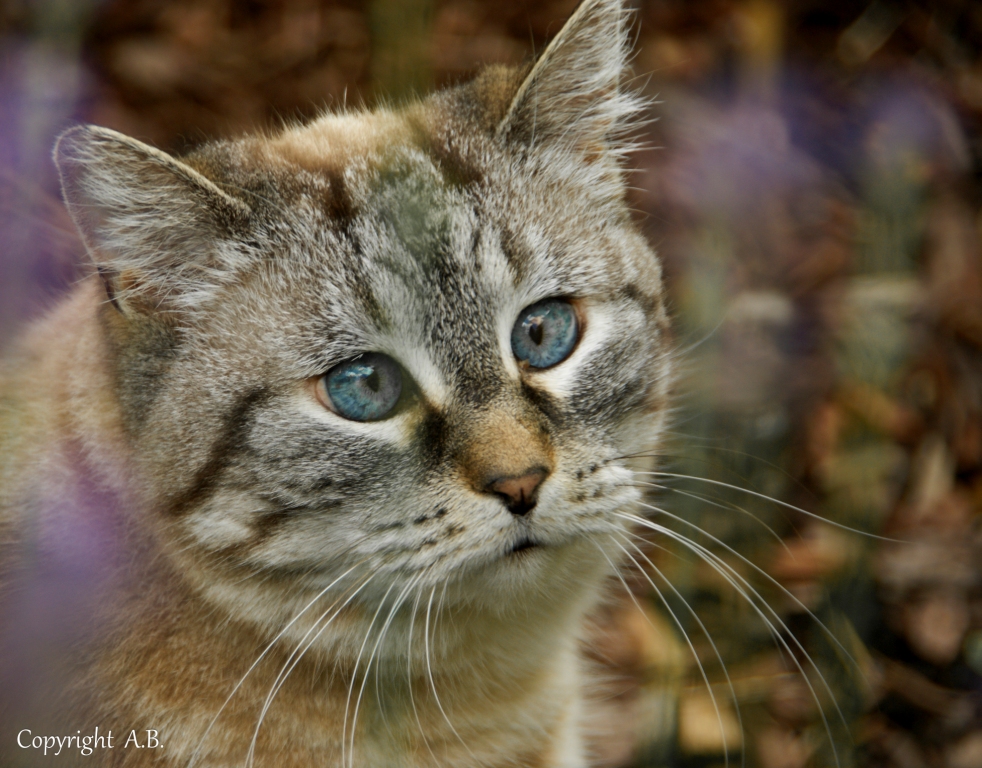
[{"xmin": 0, "ymin": 1, "xmax": 671, "ymax": 765}]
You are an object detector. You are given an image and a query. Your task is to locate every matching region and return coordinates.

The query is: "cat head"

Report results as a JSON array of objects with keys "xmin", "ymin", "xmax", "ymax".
[{"xmin": 55, "ymin": 0, "xmax": 671, "ymax": 634}]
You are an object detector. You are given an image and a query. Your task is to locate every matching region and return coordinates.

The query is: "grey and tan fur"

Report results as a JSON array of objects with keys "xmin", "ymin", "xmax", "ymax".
[{"xmin": 0, "ymin": 0, "xmax": 672, "ymax": 765}]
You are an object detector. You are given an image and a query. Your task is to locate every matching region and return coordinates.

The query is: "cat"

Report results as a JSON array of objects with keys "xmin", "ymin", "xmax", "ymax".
[{"xmin": 0, "ymin": 0, "xmax": 673, "ymax": 765}]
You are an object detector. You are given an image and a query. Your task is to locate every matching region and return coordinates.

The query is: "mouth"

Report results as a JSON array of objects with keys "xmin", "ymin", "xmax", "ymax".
[{"xmin": 508, "ymin": 536, "xmax": 540, "ymax": 556}]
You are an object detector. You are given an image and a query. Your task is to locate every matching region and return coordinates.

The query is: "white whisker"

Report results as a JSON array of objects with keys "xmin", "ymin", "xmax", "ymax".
[
  {"xmin": 617, "ymin": 532, "xmax": 746, "ymax": 768},
  {"xmin": 342, "ymin": 580, "xmax": 399, "ymax": 768},
  {"xmin": 407, "ymin": 583, "xmax": 439, "ymax": 764},
  {"xmin": 246, "ymin": 571, "xmax": 379, "ymax": 767},
  {"xmin": 350, "ymin": 575, "xmax": 423, "ymax": 767},
  {"xmin": 187, "ymin": 560, "xmax": 365, "ymax": 768},
  {"xmin": 617, "ymin": 510, "xmax": 846, "ymax": 767},
  {"xmin": 638, "ymin": 470, "xmax": 903, "ymax": 542},
  {"xmin": 425, "ymin": 584, "xmax": 475, "ymax": 760},
  {"xmin": 630, "ymin": 479, "xmax": 789, "ymax": 550},
  {"xmin": 600, "ymin": 539, "xmax": 732, "ymax": 767},
  {"xmin": 627, "ymin": 499, "xmax": 863, "ymax": 673}
]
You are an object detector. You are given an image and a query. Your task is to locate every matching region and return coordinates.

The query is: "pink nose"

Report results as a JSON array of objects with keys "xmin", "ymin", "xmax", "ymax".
[{"xmin": 486, "ymin": 470, "xmax": 547, "ymax": 516}]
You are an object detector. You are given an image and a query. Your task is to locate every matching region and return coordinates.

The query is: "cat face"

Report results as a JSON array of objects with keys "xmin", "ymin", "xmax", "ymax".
[{"xmin": 55, "ymin": 0, "xmax": 670, "ymax": 623}]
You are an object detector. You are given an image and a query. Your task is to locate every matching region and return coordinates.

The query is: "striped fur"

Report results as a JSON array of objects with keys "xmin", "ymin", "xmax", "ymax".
[{"xmin": 0, "ymin": 1, "xmax": 671, "ymax": 765}]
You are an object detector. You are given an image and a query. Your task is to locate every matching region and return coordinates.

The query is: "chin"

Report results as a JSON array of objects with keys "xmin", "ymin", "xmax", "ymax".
[{"xmin": 445, "ymin": 533, "xmax": 616, "ymax": 619}]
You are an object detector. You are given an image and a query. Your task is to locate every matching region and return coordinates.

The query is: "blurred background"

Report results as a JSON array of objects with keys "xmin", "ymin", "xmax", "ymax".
[{"xmin": 1, "ymin": 0, "xmax": 981, "ymax": 766}]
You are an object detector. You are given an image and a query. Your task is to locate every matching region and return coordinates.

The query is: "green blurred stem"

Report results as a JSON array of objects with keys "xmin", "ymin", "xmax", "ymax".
[{"xmin": 368, "ymin": 0, "xmax": 434, "ymax": 103}]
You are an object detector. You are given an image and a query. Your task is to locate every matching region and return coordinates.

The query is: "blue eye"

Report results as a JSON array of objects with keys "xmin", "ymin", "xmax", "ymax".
[
  {"xmin": 319, "ymin": 353, "xmax": 403, "ymax": 421},
  {"xmin": 511, "ymin": 299, "xmax": 579, "ymax": 369}
]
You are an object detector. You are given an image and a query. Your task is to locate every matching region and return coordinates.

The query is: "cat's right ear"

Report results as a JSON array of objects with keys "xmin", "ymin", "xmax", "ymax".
[{"xmin": 54, "ymin": 125, "xmax": 252, "ymax": 315}]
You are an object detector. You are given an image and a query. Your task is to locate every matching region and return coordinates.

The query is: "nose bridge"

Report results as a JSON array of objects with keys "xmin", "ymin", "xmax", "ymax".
[{"xmin": 454, "ymin": 397, "xmax": 553, "ymax": 496}]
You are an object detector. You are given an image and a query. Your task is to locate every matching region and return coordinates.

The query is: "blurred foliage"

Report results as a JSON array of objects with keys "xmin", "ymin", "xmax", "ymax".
[{"xmin": 1, "ymin": 1, "xmax": 982, "ymax": 767}]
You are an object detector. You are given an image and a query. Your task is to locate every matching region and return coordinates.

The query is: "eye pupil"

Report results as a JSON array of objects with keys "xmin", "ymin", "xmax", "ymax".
[
  {"xmin": 366, "ymin": 370, "xmax": 380, "ymax": 393},
  {"xmin": 511, "ymin": 299, "xmax": 578, "ymax": 369}
]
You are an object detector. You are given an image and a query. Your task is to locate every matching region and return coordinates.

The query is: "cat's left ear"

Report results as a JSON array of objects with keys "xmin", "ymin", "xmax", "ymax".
[{"xmin": 497, "ymin": 0, "xmax": 639, "ymax": 164}]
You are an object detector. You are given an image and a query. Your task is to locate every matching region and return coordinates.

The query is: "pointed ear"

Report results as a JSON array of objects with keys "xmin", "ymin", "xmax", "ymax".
[
  {"xmin": 497, "ymin": 0, "xmax": 638, "ymax": 159},
  {"xmin": 54, "ymin": 125, "xmax": 252, "ymax": 315}
]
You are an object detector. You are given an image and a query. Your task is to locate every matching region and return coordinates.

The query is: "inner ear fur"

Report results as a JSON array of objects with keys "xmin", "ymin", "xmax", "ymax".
[
  {"xmin": 496, "ymin": 0, "xmax": 640, "ymax": 159},
  {"xmin": 54, "ymin": 125, "xmax": 252, "ymax": 315}
]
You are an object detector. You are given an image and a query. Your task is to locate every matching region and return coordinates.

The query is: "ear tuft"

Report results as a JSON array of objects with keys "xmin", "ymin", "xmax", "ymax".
[
  {"xmin": 54, "ymin": 125, "xmax": 252, "ymax": 314},
  {"xmin": 497, "ymin": 0, "xmax": 641, "ymax": 160}
]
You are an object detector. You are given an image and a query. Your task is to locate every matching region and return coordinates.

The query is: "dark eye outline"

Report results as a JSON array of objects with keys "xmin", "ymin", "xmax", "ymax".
[
  {"xmin": 510, "ymin": 297, "xmax": 582, "ymax": 370},
  {"xmin": 313, "ymin": 352, "xmax": 410, "ymax": 422}
]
